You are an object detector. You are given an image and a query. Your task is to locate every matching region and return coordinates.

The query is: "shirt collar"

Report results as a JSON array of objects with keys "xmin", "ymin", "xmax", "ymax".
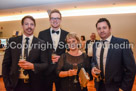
[
  {"xmin": 23, "ymin": 34, "xmax": 33, "ymax": 41},
  {"xmin": 50, "ymin": 27, "xmax": 61, "ymax": 32},
  {"xmin": 100, "ymin": 35, "xmax": 112, "ymax": 42},
  {"xmin": 90, "ymin": 40, "xmax": 95, "ymax": 42}
]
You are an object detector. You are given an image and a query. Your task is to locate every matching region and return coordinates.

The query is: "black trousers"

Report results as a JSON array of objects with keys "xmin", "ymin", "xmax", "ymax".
[
  {"xmin": 97, "ymin": 80, "xmax": 106, "ymax": 91},
  {"xmin": 45, "ymin": 78, "xmax": 60, "ymax": 91},
  {"xmin": 96, "ymin": 80, "xmax": 121, "ymax": 91},
  {"xmin": 14, "ymin": 79, "xmax": 31, "ymax": 91}
]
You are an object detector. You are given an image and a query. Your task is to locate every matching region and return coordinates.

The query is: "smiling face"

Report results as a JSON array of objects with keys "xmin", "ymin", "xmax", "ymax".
[
  {"xmin": 22, "ymin": 18, "xmax": 35, "ymax": 37},
  {"xmin": 67, "ymin": 37, "xmax": 79, "ymax": 51},
  {"xmin": 50, "ymin": 12, "xmax": 61, "ymax": 30},
  {"xmin": 96, "ymin": 21, "xmax": 111, "ymax": 40}
]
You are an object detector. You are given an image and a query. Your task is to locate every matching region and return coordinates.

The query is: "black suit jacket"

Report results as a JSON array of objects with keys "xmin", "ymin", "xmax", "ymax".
[
  {"xmin": 0, "ymin": 44, "xmax": 4, "ymax": 48},
  {"xmin": 2, "ymin": 36, "xmax": 48, "ymax": 91},
  {"xmin": 38, "ymin": 28, "xmax": 68, "ymax": 79},
  {"xmin": 91, "ymin": 36, "xmax": 135, "ymax": 91}
]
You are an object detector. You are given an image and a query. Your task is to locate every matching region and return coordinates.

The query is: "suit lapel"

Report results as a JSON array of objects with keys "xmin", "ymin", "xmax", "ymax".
[
  {"xmin": 105, "ymin": 36, "xmax": 116, "ymax": 72},
  {"xmin": 93, "ymin": 41, "xmax": 100, "ymax": 66},
  {"xmin": 16, "ymin": 36, "xmax": 23, "ymax": 70},
  {"xmin": 47, "ymin": 29, "xmax": 53, "ymax": 45},
  {"xmin": 17, "ymin": 36, "xmax": 23, "ymax": 56},
  {"xmin": 28, "ymin": 36, "xmax": 38, "ymax": 62}
]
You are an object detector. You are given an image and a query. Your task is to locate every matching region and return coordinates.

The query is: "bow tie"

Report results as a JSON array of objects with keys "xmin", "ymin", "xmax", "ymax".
[
  {"xmin": 101, "ymin": 40, "xmax": 107, "ymax": 43},
  {"xmin": 52, "ymin": 30, "xmax": 59, "ymax": 34}
]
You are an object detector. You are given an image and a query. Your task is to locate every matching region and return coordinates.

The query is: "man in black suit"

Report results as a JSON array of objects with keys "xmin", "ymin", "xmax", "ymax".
[
  {"xmin": 2, "ymin": 16, "xmax": 48, "ymax": 91},
  {"xmin": 91, "ymin": 18, "xmax": 135, "ymax": 91},
  {"xmin": 85, "ymin": 33, "xmax": 98, "ymax": 57},
  {"xmin": 38, "ymin": 9, "xmax": 68, "ymax": 91}
]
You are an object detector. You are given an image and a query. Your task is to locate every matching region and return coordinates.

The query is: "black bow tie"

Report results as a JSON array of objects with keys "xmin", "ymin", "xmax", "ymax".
[
  {"xmin": 52, "ymin": 30, "xmax": 59, "ymax": 34},
  {"xmin": 101, "ymin": 40, "xmax": 107, "ymax": 43}
]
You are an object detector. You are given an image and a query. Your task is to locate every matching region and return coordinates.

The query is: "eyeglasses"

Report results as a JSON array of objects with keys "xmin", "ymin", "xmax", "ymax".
[{"xmin": 50, "ymin": 17, "xmax": 61, "ymax": 21}]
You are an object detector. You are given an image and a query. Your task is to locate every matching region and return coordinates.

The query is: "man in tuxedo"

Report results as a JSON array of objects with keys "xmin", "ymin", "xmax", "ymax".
[
  {"xmin": 85, "ymin": 33, "xmax": 98, "ymax": 57},
  {"xmin": 2, "ymin": 15, "xmax": 48, "ymax": 91},
  {"xmin": 38, "ymin": 9, "xmax": 68, "ymax": 91},
  {"xmin": 91, "ymin": 18, "xmax": 135, "ymax": 91}
]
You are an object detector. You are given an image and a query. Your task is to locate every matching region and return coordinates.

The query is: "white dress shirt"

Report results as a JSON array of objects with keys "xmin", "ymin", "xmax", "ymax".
[
  {"xmin": 88, "ymin": 40, "xmax": 95, "ymax": 57},
  {"xmin": 50, "ymin": 28, "xmax": 61, "ymax": 51},
  {"xmin": 21, "ymin": 34, "xmax": 33, "ymax": 58},
  {"xmin": 96, "ymin": 35, "xmax": 112, "ymax": 75}
]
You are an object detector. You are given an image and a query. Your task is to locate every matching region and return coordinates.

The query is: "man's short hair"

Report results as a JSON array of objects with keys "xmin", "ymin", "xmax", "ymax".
[
  {"xmin": 21, "ymin": 15, "xmax": 36, "ymax": 26},
  {"xmin": 96, "ymin": 18, "xmax": 111, "ymax": 29},
  {"xmin": 49, "ymin": 9, "xmax": 62, "ymax": 19}
]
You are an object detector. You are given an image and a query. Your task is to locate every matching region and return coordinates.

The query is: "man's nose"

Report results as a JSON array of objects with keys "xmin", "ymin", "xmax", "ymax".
[{"xmin": 101, "ymin": 28, "xmax": 104, "ymax": 32}]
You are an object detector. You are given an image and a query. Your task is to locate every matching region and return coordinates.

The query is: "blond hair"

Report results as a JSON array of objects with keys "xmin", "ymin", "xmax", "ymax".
[{"xmin": 66, "ymin": 32, "xmax": 80, "ymax": 43}]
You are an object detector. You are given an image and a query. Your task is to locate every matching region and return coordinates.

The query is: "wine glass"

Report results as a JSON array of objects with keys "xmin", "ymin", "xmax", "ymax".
[
  {"xmin": 19, "ymin": 54, "xmax": 29, "ymax": 83},
  {"xmin": 94, "ymin": 67, "xmax": 101, "ymax": 82},
  {"xmin": 51, "ymin": 49, "xmax": 57, "ymax": 64},
  {"xmin": 73, "ymin": 63, "xmax": 78, "ymax": 83}
]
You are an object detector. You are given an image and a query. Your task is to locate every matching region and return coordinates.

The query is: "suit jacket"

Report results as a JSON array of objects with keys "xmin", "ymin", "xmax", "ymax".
[
  {"xmin": 2, "ymin": 36, "xmax": 48, "ymax": 91},
  {"xmin": 91, "ymin": 36, "xmax": 135, "ymax": 91},
  {"xmin": 0, "ymin": 44, "xmax": 4, "ymax": 48},
  {"xmin": 38, "ymin": 28, "xmax": 68, "ymax": 80}
]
